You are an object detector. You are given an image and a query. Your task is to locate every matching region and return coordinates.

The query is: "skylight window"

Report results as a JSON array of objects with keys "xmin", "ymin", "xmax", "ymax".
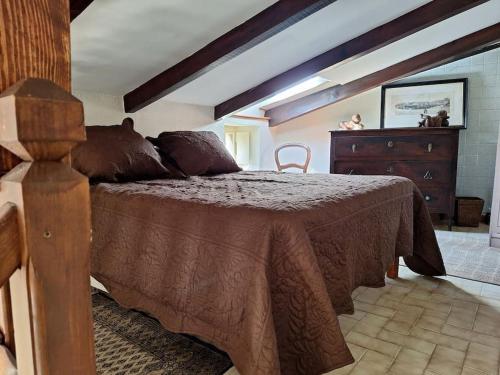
[{"xmin": 266, "ymin": 76, "xmax": 330, "ymax": 104}]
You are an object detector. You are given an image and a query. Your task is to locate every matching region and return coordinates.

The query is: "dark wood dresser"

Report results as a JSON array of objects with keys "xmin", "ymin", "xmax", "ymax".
[{"xmin": 330, "ymin": 127, "xmax": 461, "ymax": 230}]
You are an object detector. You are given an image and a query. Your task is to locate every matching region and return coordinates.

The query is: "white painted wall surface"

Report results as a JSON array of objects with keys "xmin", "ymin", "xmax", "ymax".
[
  {"xmin": 74, "ymin": 90, "xmax": 125, "ymax": 125},
  {"xmin": 74, "ymin": 90, "xmax": 225, "ymax": 139},
  {"xmin": 74, "ymin": 91, "xmax": 274, "ymax": 170},
  {"xmin": 264, "ymin": 89, "xmax": 381, "ymax": 172}
]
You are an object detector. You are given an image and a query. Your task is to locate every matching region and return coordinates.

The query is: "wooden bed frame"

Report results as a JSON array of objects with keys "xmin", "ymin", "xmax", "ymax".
[
  {"xmin": 0, "ymin": 1, "xmax": 95, "ymax": 373},
  {"xmin": 0, "ymin": 1, "xmax": 399, "ymax": 373}
]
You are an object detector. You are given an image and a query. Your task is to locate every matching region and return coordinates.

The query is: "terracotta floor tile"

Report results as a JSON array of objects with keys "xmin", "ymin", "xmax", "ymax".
[
  {"xmin": 473, "ymin": 306, "xmax": 500, "ymax": 337},
  {"xmin": 408, "ymin": 288, "xmax": 434, "ymax": 300},
  {"xmin": 339, "ymin": 315, "xmax": 358, "ymax": 335},
  {"xmin": 411, "ymin": 327, "xmax": 469, "ymax": 351},
  {"xmin": 415, "ymin": 311, "xmax": 449, "ymax": 333},
  {"xmin": 447, "ymin": 306, "xmax": 478, "ymax": 330},
  {"xmin": 388, "ymin": 348, "xmax": 430, "ymax": 375},
  {"xmin": 346, "ymin": 331, "xmax": 401, "ymax": 358},
  {"xmin": 452, "ymin": 300, "xmax": 480, "ymax": 312},
  {"xmin": 356, "ymin": 287, "xmax": 387, "ymax": 304},
  {"xmin": 393, "ymin": 307, "xmax": 423, "ymax": 324},
  {"xmin": 350, "ymin": 309, "xmax": 367, "ymax": 321},
  {"xmin": 460, "ymin": 366, "xmax": 490, "ymax": 375},
  {"xmin": 350, "ymin": 350, "xmax": 395, "ymax": 375},
  {"xmin": 426, "ymin": 346, "xmax": 466, "ymax": 375},
  {"xmin": 463, "ymin": 342, "xmax": 500, "ymax": 375},
  {"xmin": 441, "ymin": 324, "xmax": 500, "ymax": 348},
  {"xmin": 352, "ymin": 313, "xmax": 389, "ymax": 338},
  {"xmin": 377, "ymin": 329, "xmax": 436, "ymax": 355},
  {"xmin": 353, "ymin": 300, "xmax": 395, "ymax": 319},
  {"xmin": 402, "ymin": 296, "xmax": 452, "ymax": 314},
  {"xmin": 429, "ymin": 292, "xmax": 455, "ymax": 304},
  {"xmin": 385, "ymin": 319, "xmax": 414, "ymax": 335}
]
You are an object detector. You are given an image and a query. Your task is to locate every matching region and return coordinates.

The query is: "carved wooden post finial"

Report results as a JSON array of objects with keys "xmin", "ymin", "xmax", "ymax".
[
  {"xmin": 0, "ymin": 78, "xmax": 85, "ymax": 161},
  {"xmin": 0, "ymin": 78, "xmax": 96, "ymax": 373}
]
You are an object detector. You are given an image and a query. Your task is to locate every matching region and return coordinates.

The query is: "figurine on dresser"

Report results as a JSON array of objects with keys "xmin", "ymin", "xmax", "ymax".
[
  {"xmin": 339, "ymin": 114, "xmax": 365, "ymax": 130},
  {"xmin": 418, "ymin": 110, "xmax": 450, "ymax": 128}
]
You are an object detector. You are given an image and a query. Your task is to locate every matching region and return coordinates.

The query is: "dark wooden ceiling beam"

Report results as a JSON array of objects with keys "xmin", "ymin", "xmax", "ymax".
[
  {"xmin": 265, "ymin": 23, "xmax": 500, "ymax": 127},
  {"xmin": 123, "ymin": 0, "xmax": 337, "ymax": 113},
  {"xmin": 70, "ymin": 0, "xmax": 94, "ymax": 21},
  {"xmin": 215, "ymin": 0, "xmax": 488, "ymax": 120}
]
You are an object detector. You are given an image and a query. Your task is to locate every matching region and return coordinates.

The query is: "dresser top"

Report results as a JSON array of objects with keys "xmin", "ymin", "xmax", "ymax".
[{"xmin": 330, "ymin": 126, "xmax": 463, "ymax": 136}]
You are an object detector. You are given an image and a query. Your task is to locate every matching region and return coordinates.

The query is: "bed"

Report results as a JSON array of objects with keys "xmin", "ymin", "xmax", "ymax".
[{"xmin": 90, "ymin": 171, "xmax": 445, "ymax": 375}]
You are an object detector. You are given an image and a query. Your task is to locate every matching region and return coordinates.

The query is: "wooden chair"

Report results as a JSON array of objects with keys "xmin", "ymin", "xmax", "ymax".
[
  {"xmin": 274, "ymin": 143, "xmax": 311, "ymax": 173},
  {"xmin": 275, "ymin": 143, "xmax": 312, "ymax": 173}
]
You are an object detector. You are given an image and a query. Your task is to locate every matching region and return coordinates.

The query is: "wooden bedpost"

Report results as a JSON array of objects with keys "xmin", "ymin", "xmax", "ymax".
[
  {"xmin": 0, "ymin": 1, "xmax": 96, "ymax": 374},
  {"xmin": 387, "ymin": 258, "xmax": 399, "ymax": 279}
]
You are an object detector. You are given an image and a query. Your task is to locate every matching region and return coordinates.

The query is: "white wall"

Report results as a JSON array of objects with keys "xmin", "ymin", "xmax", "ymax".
[
  {"xmin": 74, "ymin": 91, "xmax": 273, "ymax": 168},
  {"xmin": 264, "ymin": 89, "xmax": 381, "ymax": 171},
  {"xmin": 271, "ymin": 47, "xmax": 500, "ymax": 212},
  {"xmin": 74, "ymin": 91, "xmax": 125, "ymax": 125},
  {"xmin": 74, "ymin": 90, "xmax": 225, "ymax": 139}
]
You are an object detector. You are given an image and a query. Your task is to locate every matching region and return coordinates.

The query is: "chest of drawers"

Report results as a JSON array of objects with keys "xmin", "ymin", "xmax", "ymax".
[{"xmin": 330, "ymin": 127, "xmax": 460, "ymax": 230}]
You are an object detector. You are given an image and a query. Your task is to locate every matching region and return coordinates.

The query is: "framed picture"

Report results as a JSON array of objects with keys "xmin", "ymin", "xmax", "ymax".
[{"xmin": 381, "ymin": 78, "xmax": 467, "ymax": 129}]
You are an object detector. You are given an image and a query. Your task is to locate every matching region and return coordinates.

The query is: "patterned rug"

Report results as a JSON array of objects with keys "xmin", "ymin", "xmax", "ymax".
[
  {"xmin": 92, "ymin": 291, "xmax": 233, "ymax": 374},
  {"xmin": 435, "ymin": 230, "xmax": 500, "ymax": 285}
]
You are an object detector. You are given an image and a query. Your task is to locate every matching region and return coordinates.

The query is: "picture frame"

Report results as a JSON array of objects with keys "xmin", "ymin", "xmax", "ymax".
[{"xmin": 380, "ymin": 78, "xmax": 468, "ymax": 129}]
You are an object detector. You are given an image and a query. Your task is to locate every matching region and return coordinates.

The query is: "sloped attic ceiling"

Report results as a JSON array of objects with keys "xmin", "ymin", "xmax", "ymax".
[
  {"xmin": 71, "ymin": 0, "xmax": 499, "ymax": 116},
  {"xmin": 259, "ymin": 0, "xmax": 500, "ymax": 113},
  {"xmin": 71, "ymin": 0, "xmax": 276, "ymax": 94},
  {"xmin": 71, "ymin": 0, "xmax": 430, "ymax": 99}
]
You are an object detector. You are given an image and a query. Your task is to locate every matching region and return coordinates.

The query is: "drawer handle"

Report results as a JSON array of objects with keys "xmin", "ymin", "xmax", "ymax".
[
  {"xmin": 387, "ymin": 141, "xmax": 394, "ymax": 148},
  {"xmin": 351, "ymin": 144, "xmax": 357, "ymax": 152},
  {"xmin": 386, "ymin": 166, "xmax": 394, "ymax": 173},
  {"xmin": 427, "ymin": 143, "xmax": 433, "ymax": 153},
  {"xmin": 424, "ymin": 170, "xmax": 433, "ymax": 180},
  {"xmin": 424, "ymin": 195, "xmax": 431, "ymax": 201}
]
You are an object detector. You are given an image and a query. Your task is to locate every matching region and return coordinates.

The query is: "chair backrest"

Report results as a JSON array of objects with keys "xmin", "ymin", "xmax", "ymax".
[{"xmin": 275, "ymin": 143, "xmax": 311, "ymax": 173}]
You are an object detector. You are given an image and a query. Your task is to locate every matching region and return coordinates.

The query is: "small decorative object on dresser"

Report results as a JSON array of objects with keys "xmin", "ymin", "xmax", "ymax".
[
  {"xmin": 339, "ymin": 114, "xmax": 365, "ymax": 130},
  {"xmin": 330, "ymin": 127, "xmax": 461, "ymax": 230},
  {"xmin": 418, "ymin": 110, "xmax": 450, "ymax": 128}
]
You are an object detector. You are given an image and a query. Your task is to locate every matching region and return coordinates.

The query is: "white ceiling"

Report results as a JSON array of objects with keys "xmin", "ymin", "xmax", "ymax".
[
  {"xmin": 167, "ymin": 0, "xmax": 431, "ymax": 106},
  {"xmin": 71, "ymin": 0, "xmax": 275, "ymax": 94},
  {"xmin": 71, "ymin": 0, "xmax": 430, "ymax": 99},
  {"xmin": 260, "ymin": 0, "xmax": 500, "ymax": 111},
  {"xmin": 71, "ymin": 0, "xmax": 499, "ymax": 111}
]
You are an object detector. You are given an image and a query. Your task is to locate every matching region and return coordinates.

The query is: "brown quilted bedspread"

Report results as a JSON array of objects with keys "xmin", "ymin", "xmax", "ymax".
[{"xmin": 90, "ymin": 171, "xmax": 445, "ymax": 375}]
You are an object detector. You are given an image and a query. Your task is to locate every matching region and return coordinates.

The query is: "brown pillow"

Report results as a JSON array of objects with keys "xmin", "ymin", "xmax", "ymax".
[
  {"xmin": 147, "ymin": 131, "xmax": 241, "ymax": 176},
  {"xmin": 148, "ymin": 143, "xmax": 188, "ymax": 179},
  {"xmin": 72, "ymin": 118, "xmax": 170, "ymax": 182}
]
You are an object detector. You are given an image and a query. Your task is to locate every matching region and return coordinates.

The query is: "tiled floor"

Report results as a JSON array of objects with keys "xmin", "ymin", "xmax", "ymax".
[
  {"xmin": 225, "ymin": 267, "xmax": 500, "ymax": 375},
  {"xmin": 435, "ymin": 230, "xmax": 500, "ymax": 285}
]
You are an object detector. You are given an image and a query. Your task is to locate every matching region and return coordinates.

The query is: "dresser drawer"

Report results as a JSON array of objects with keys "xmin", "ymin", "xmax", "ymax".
[
  {"xmin": 418, "ymin": 188, "xmax": 450, "ymax": 213},
  {"xmin": 330, "ymin": 128, "xmax": 460, "ymax": 222},
  {"xmin": 333, "ymin": 161, "xmax": 452, "ymax": 187},
  {"xmin": 332, "ymin": 134, "xmax": 456, "ymax": 161}
]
